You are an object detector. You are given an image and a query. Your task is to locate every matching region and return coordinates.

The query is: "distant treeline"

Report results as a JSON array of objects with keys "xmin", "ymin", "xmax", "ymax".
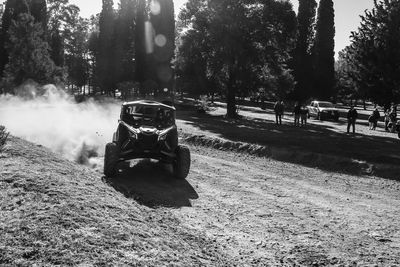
[{"xmin": 0, "ymin": 0, "xmax": 175, "ymax": 98}]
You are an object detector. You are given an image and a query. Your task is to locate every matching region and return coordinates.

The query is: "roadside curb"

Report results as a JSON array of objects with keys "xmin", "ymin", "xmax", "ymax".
[{"xmin": 180, "ymin": 132, "xmax": 400, "ymax": 180}]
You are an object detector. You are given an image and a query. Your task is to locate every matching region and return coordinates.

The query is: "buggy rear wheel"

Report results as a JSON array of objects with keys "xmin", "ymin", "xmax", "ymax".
[
  {"xmin": 104, "ymin": 142, "xmax": 120, "ymax": 177},
  {"xmin": 173, "ymin": 145, "xmax": 191, "ymax": 180}
]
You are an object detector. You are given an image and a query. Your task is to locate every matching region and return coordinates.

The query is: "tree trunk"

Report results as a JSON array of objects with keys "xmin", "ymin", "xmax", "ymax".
[{"xmin": 226, "ymin": 73, "xmax": 237, "ymax": 118}]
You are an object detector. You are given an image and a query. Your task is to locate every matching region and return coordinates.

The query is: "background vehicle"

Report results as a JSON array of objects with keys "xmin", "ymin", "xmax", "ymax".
[
  {"xmin": 396, "ymin": 120, "xmax": 400, "ymax": 138},
  {"xmin": 104, "ymin": 100, "xmax": 191, "ymax": 179},
  {"xmin": 307, "ymin": 101, "xmax": 340, "ymax": 121}
]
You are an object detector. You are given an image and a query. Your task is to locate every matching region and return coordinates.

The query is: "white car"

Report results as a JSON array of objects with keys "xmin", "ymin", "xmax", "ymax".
[{"xmin": 307, "ymin": 101, "xmax": 340, "ymax": 121}]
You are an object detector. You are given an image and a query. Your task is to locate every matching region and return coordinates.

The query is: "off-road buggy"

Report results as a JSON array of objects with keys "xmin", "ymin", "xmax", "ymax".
[{"xmin": 104, "ymin": 100, "xmax": 191, "ymax": 179}]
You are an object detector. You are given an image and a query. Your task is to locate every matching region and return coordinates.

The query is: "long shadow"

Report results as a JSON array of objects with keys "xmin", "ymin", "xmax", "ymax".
[
  {"xmin": 103, "ymin": 160, "xmax": 199, "ymax": 208},
  {"xmin": 177, "ymin": 110, "xmax": 400, "ymax": 178}
]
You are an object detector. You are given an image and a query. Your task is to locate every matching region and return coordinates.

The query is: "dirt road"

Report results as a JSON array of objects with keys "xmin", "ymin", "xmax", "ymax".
[
  {"xmin": 109, "ymin": 144, "xmax": 400, "ymax": 266},
  {"xmin": 2, "ymin": 98, "xmax": 400, "ymax": 265}
]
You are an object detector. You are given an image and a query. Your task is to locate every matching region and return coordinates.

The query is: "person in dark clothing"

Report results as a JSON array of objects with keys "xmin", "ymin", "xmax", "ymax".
[
  {"xmin": 300, "ymin": 105, "xmax": 309, "ymax": 126},
  {"xmin": 389, "ymin": 104, "xmax": 398, "ymax": 132},
  {"xmin": 384, "ymin": 109, "xmax": 391, "ymax": 131},
  {"xmin": 293, "ymin": 102, "xmax": 301, "ymax": 127},
  {"xmin": 368, "ymin": 108, "xmax": 380, "ymax": 130},
  {"xmin": 274, "ymin": 101, "xmax": 284, "ymax": 125},
  {"xmin": 347, "ymin": 105, "xmax": 358, "ymax": 134}
]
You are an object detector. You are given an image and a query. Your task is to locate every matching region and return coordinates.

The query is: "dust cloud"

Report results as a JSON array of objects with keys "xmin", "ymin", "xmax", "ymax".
[{"xmin": 0, "ymin": 83, "xmax": 121, "ymax": 168}]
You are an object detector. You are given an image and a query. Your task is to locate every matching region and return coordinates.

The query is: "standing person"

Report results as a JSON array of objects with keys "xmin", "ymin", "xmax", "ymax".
[
  {"xmin": 347, "ymin": 105, "xmax": 358, "ymax": 134},
  {"xmin": 384, "ymin": 108, "xmax": 391, "ymax": 131},
  {"xmin": 300, "ymin": 104, "xmax": 309, "ymax": 126},
  {"xmin": 274, "ymin": 100, "xmax": 284, "ymax": 125},
  {"xmin": 293, "ymin": 102, "xmax": 301, "ymax": 127},
  {"xmin": 391, "ymin": 103, "xmax": 397, "ymax": 116},
  {"xmin": 389, "ymin": 104, "xmax": 397, "ymax": 132},
  {"xmin": 368, "ymin": 110, "xmax": 375, "ymax": 130},
  {"xmin": 368, "ymin": 108, "xmax": 381, "ymax": 130}
]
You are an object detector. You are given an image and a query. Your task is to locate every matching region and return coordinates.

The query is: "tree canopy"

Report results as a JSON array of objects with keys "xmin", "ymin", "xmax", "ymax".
[
  {"xmin": 3, "ymin": 13, "xmax": 59, "ymax": 90},
  {"xmin": 176, "ymin": 0, "xmax": 297, "ymax": 117},
  {"xmin": 313, "ymin": 0, "xmax": 335, "ymax": 100},
  {"xmin": 291, "ymin": 0, "xmax": 317, "ymax": 101},
  {"xmin": 339, "ymin": 0, "xmax": 400, "ymax": 105}
]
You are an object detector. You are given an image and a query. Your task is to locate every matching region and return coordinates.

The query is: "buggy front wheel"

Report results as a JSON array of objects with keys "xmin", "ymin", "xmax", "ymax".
[
  {"xmin": 104, "ymin": 142, "xmax": 120, "ymax": 177},
  {"xmin": 173, "ymin": 145, "xmax": 191, "ymax": 180}
]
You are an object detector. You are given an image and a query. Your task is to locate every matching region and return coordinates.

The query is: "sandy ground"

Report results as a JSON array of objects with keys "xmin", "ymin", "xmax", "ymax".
[{"xmin": 111, "ymin": 145, "xmax": 400, "ymax": 266}]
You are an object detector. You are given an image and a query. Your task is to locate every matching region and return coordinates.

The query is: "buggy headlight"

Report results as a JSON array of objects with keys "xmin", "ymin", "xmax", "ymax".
[
  {"xmin": 157, "ymin": 126, "xmax": 175, "ymax": 141},
  {"xmin": 159, "ymin": 133, "xmax": 167, "ymax": 141},
  {"xmin": 129, "ymin": 131, "xmax": 138, "ymax": 140},
  {"xmin": 120, "ymin": 121, "xmax": 140, "ymax": 139}
]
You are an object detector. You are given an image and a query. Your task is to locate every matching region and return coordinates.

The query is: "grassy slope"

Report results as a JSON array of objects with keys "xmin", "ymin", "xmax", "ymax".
[{"xmin": 0, "ymin": 137, "xmax": 232, "ymax": 266}]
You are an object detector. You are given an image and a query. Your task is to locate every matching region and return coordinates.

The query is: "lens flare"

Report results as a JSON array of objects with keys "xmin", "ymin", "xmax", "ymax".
[
  {"xmin": 150, "ymin": 0, "xmax": 161, "ymax": 15},
  {"xmin": 155, "ymin": 34, "xmax": 167, "ymax": 47}
]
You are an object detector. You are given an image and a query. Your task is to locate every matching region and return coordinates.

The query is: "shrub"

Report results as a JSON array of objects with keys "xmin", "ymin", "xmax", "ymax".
[{"xmin": 0, "ymin": 125, "xmax": 9, "ymax": 151}]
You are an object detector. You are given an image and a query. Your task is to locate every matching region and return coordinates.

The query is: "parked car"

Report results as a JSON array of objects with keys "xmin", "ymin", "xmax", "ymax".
[{"xmin": 307, "ymin": 101, "xmax": 340, "ymax": 121}]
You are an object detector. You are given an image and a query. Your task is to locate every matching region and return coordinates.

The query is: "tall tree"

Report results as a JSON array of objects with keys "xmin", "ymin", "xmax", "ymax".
[
  {"xmin": 134, "ymin": 0, "xmax": 147, "ymax": 94},
  {"xmin": 97, "ymin": 0, "xmax": 115, "ymax": 94},
  {"xmin": 87, "ymin": 14, "xmax": 100, "ymax": 93},
  {"xmin": 175, "ymin": 0, "xmax": 214, "ymax": 97},
  {"xmin": 292, "ymin": 0, "xmax": 317, "ymax": 101},
  {"xmin": 0, "ymin": 0, "xmax": 29, "ymax": 77},
  {"xmin": 29, "ymin": 0, "xmax": 47, "ymax": 31},
  {"xmin": 49, "ymin": 28, "xmax": 64, "ymax": 67},
  {"xmin": 2, "ymin": 13, "xmax": 58, "ymax": 89},
  {"xmin": 176, "ymin": 0, "xmax": 296, "ymax": 117},
  {"xmin": 313, "ymin": 0, "xmax": 335, "ymax": 100},
  {"xmin": 340, "ymin": 0, "xmax": 400, "ymax": 105},
  {"xmin": 65, "ymin": 16, "xmax": 90, "ymax": 90},
  {"xmin": 335, "ymin": 49, "xmax": 358, "ymax": 101},
  {"xmin": 47, "ymin": 0, "xmax": 80, "ymax": 67},
  {"xmin": 114, "ymin": 0, "xmax": 137, "ymax": 84},
  {"xmin": 149, "ymin": 0, "xmax": 175, "ymax": 94}
]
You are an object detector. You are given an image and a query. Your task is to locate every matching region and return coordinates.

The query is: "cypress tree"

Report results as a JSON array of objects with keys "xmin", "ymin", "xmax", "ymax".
[
  {"xmin": 97, "ymin": 0, "xmax": 115, "ymax": 94},
  {"xmin": 3, "ymin": 13, "xmax": 57, "ymax": 88},
  {"xmin": 0, "ymin": 0, "xmax": 29, "ymax": 77},
  {"xmin": 114, "ymin": 0, "xmax": 136, "ymax": 84},
  {"xmin": 50, "ymin": 29, "xmax": 64, "ymax": 67},
  {"xmin": 29, "ymin": 0, "xmax": 47, "ymax": 32},
  {"xmin": 149, "ymin": 0, "xmax": 175, "ymax": 94},
  {"xmin": 292, "ymin": 0, "xmax": 317, "ymax": 101},
  {"xmin": 313, "ymin": 0, "xmax": 335, "ymax": 100},
  {"xmin": 134, "ymin": 0, "xmax": 147, "ymax": 94}
]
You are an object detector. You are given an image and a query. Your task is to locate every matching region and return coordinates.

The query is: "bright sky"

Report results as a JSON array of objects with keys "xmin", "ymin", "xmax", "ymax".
[
  {"xmin": 0, "ymin": 0, "xmax": 375, "ymax": 56},
  {"xmin": 291, "ymin": 0, "xmax": 375, "ymax": 56},
  {"xmin": 68, "ymin": 0, "xmax": 188, "ymax": 17}
]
